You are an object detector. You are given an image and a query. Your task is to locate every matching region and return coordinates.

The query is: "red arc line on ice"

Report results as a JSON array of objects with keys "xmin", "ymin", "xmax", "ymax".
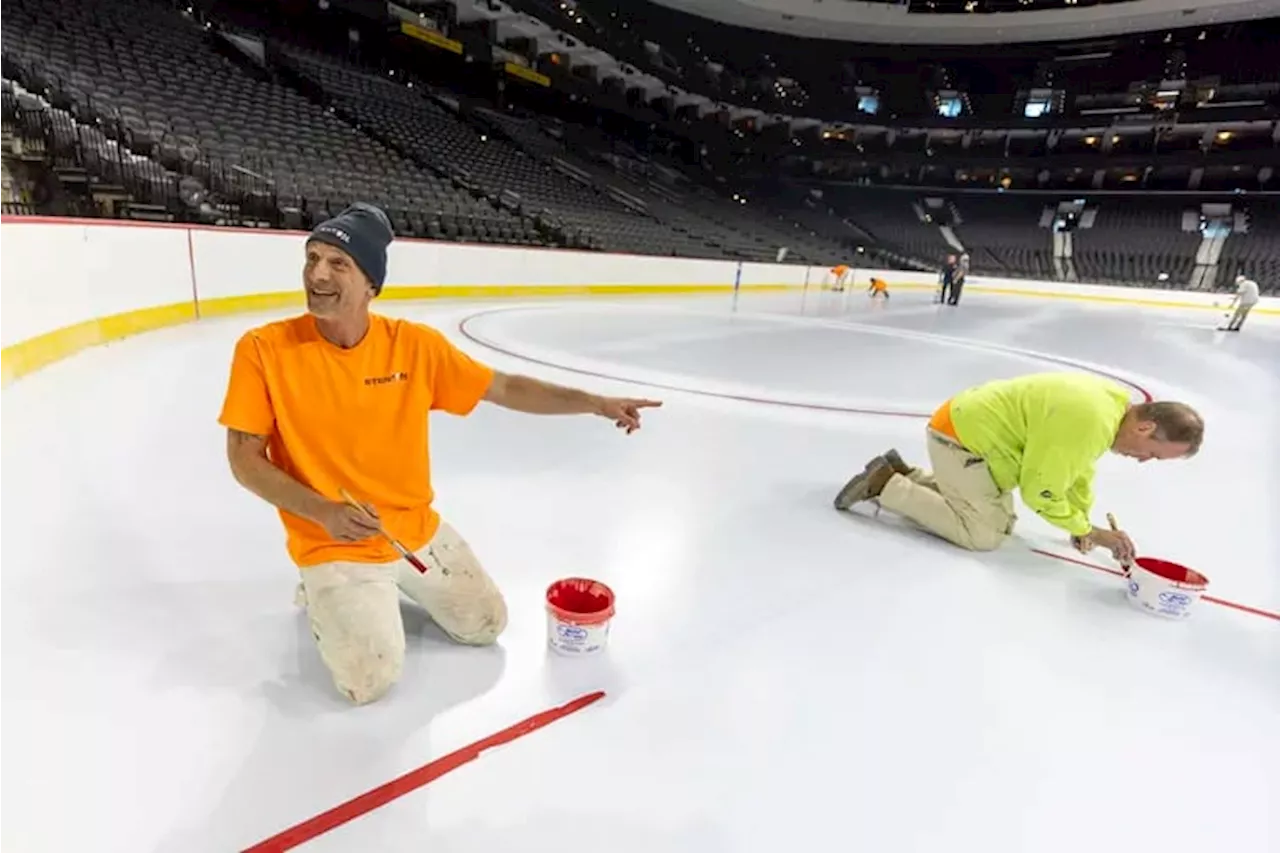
[
  {"xmin": 457, "ymin": 306, "xmax": 1278, "ymax": 622},
  {"xmin": 456, "ymin": 306, "xmax": 1154, "ymax": 414}
]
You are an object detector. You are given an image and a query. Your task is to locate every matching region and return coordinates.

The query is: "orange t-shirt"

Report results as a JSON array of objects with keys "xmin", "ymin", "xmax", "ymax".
[
  {"xmin": 870, "ymin": 278, "xmax": 887, "ymax": 291},
  {"xmin": 832, "ymin": 265, "xmax": 850, "ymax": 277},
  {"xmin": 928, "ymin": 399, "xmax": 959, "ymax": 441},
  {"xmin": 218, "ymin": 313, "xmax": 495, "ymax": 568}
]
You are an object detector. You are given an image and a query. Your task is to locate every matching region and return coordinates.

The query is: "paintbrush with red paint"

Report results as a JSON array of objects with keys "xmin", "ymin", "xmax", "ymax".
[
  {"xmin": 1106, "ymin": 512, "xmax": 1133, "ymax": 576},
  {"xmin": 339, "ymin": 487, "xmax": 431, "ymax": 574}
]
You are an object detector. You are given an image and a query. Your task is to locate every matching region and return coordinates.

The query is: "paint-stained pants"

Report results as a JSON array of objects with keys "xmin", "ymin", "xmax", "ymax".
[
  {"xmin": 878, "ymin": 428, "xmax": 1017, "ymax": 551},
  {"xmin": 298, "ymin": 521, "xmax": 507, "ymax": 705}
]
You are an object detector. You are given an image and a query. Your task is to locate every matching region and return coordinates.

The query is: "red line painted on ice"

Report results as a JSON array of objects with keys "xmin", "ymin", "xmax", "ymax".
[
  {"xmin": 1031, "ymin": 547, "xmax": 1127, "ymax": 578},
  {"xmin": 241, "ymin": 691, "xmax": 606, "ymax": 852},
  {"xmin": 457, "ymin": 308, "xmax": 1279, "ymax": 619},
  {"xmin": 457, "ymin": 308, "xmax": 1154, "ymax": 414},
  {"xmin": 1199, "ymin": 595, "xmax": 1280, "ymax": 621},
  {"xmin": 1031, "ymin": 549, "xmax": 1280, "ymax": 622},
  {"xmin": 459, "ymin": 313, "xmax": 927, "ymax": 417}
]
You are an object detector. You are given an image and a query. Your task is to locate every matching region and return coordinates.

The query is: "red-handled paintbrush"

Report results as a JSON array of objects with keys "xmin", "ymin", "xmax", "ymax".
[{"xmin": 339, "ymin": 488, "xmax": 431, "ymax": 574}]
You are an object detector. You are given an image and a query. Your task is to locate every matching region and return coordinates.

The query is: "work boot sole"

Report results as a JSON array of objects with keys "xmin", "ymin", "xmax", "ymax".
[
  {"xmin": 882, "ymin": 449, "xmax": 911, "ymax": 476},
  {"xmin": 834, "ymin": 458, "xmax": 896, "ymax": 510}
]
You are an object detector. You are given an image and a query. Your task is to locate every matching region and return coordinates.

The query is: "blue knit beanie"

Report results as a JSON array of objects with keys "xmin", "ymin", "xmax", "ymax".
[{"xmin": 307, "ymin": 203, "xmax": 395, "ymax": 294}]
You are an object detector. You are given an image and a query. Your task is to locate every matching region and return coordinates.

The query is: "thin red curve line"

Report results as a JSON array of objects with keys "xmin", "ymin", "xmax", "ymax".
[
  {"xmin": 1031, "ymin": 549, "xmax": 1280, "ymax": 621},
  {"xmin": 457, "ymin": 308, "xmax": 1280, "ymax": 621},
  {"xmin": 240, "ymin": 690, "xmax": 606, "ymax": 852},
  {"xmin": 456, "ymin": 308, "xmax": 1154, "ymax": 414},
  {"xmin": 458, "ymin": 310, "xmax": 927, "ymax": 417}
]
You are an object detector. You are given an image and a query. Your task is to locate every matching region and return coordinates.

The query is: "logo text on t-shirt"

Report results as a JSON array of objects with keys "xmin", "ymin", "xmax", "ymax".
[{"xmin": 365, "ymin": 371, "xmax": 409, "ymax": 386}]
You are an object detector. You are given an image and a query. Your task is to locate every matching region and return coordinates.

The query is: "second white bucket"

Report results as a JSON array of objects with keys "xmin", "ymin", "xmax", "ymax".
[{"xmin": 1126, "ymin": 556, "xmax": 1209, "ymax": 620}]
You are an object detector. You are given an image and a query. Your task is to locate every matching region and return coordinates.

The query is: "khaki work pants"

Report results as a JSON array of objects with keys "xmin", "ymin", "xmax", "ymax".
[
  {"xmin": 297, "ymin": 521, "xmax": 507, "ymax": 705},
  {"xmin": 1227, "ymin": 303, "xmax": 1253, "ymax": 331},
  {"xmin": 878, "ymin": 428, "xmax": 1017, "ymax": 551}
]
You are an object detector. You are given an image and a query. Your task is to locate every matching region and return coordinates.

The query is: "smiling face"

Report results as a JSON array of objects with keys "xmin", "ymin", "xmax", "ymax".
[{"xmin": 303, "ymin": 240, "xmax": 374, "ymax": 320}]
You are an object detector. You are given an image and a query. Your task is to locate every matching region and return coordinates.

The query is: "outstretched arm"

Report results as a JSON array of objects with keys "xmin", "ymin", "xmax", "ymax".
[
  {"xmin": 483, "ymin": 371, "xmax": 662, "ymax": 433},
  {"xmin": 483, "ymin": 372, "xmax": 604, "ymax": 415}
]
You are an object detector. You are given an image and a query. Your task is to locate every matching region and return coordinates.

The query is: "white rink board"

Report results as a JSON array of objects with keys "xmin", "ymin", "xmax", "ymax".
[
  {"xmin": 843, "ymin": 267, "xmax": 1270, "ymax": 311},
  {"xmin": 1, "ymin": 218, "xmax": 1275, "ymax": 350},
  {"xmin": 189, "ymin": 228, "xmax": 801, "ymax": 300},
  {"xmin": 0, "ymin": 220, "xmax": 194, "ymax": 347}
]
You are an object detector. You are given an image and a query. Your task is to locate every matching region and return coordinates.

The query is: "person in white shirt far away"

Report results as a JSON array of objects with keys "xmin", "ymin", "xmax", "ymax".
[{"xmin": 1222, "ymin": 274, "xmax": 1259, "ymax": 332}]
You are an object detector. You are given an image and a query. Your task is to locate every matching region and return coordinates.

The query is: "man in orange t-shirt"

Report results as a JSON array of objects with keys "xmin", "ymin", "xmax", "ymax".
[
  {"xmin": 219, "ymin": 203, "xmax": 661, "ymax": 705},
  {"xmin": 831, "ymin": 263, "xmax": 850, "ymax": 292}
]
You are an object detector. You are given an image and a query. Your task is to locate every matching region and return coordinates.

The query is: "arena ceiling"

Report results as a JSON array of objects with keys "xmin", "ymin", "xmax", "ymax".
[{"xmin": 647, "ymin": 0, "xmax": 1276, "ymax": 44}]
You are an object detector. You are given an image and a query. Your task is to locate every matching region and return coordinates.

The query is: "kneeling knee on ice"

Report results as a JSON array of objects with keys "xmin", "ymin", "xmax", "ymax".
[
  {"xmin": 963, "ymin": 529, "xmax": 1008, "ymax": 552},
  {"xmin": 438, "ymin": 591, "xmax": 509, "ymax": 646},
  {"xmin": 330, "ymin": 637, "xmax": 405, "ymax": 705}
]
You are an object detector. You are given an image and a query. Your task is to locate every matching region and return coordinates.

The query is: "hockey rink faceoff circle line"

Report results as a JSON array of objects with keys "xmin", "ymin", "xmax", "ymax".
[
  {"xmin": 455, "ymin": 304, "xmax": 1155, "ymax": 420},
  {"xmin": 460, "ymin": 306, "xmax": 1279, "ymax": 624},
  {"xmin": 227, "ymin": 304, "xmax": 1274, "ymax": 850}
]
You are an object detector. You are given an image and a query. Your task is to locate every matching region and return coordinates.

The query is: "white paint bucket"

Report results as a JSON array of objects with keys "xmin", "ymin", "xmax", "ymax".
[
  {"xmin": 1125, "ymin": 557, "xmax": 1209, "ymax": 620},
  {"xmin": 545, "ymin": 577, "xmax": 616, "ymax": 655}
]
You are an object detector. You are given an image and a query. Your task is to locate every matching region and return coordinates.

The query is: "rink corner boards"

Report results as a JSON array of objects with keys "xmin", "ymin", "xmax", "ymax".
[
  {"xmin": 5, "ymin": 279, "xmax": 1273, "ymax": 387},
  {"xmin": 0, "ymin": 282, "xmax": 796, "ymax": 386}
]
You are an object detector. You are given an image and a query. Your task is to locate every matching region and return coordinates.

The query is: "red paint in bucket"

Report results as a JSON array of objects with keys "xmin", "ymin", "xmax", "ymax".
[
  {"xmin": 546, "ymin": 578, "xmax": 616, "ymax": 626},
  {"xmin": 1134, "ymin": 557, "xmax": 1208, "ymax": 589}
]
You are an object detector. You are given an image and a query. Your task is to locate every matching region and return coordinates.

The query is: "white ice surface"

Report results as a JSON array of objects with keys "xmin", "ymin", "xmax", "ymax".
[{"xmin": 2, "ymin": 286, "xmax": 1277, "ymax": 852}]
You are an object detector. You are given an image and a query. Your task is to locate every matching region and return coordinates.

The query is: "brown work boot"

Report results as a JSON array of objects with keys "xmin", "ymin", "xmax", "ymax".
[
  {"xmin": 882, "ymin": 449, "xmax": 912, "ymax": 477},
  {"xmin": 834, "ymin": 457, "xmax": 897, "ymax": 510}
]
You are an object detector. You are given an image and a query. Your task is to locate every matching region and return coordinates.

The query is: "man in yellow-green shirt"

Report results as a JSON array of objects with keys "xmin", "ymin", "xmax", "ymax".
[{"xmin": 834, "ymin": 372, "xmax": 1204, "ymax": 562}]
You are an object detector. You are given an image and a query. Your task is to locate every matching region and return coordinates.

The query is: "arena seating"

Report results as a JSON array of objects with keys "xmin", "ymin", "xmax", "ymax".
[
  {"xmin": 278, "ymin": 48, "xmax": 681, "ymax": 254},
  {"xmin": 824, "ymin": 188, "xmax": 957, "ymax": 264},
  {"xmin": 1217, "ymin": 199, "xmax": 1280, "ymax": 293},
  {"xmin": 278, "ymin": 48, "xmax": 854, "ymax": 263},
  {"xmin": 494, "ymin": 113, "xmax": 869, "ymax": 264},
  {"xmin": 0, "ymin": 0, "xmax": 1271, "ymax": 293},
  {"xmin": 3, "ymin": 0, "xmax": 459, "ymax": 230},
  {"xmin": 2, "ymin": 0, "xmax": 859, "ymax": 264},
  {"xmin": 951, "ymin": 195, "xmax": 1054, "ymax": 280},
  {"xmin": 1072, "ymin": 199, "xmax": 1201, "ymax": 288}
]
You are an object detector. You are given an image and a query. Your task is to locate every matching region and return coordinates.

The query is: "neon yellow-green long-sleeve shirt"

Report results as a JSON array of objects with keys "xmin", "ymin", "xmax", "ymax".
[{"xmin": 948, "ymin": 372, "xmax": 1132, "ymax": 537}]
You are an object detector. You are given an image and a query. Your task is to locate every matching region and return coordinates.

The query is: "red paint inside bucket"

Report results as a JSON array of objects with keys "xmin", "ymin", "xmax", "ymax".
[
  {"xmin": 546, "ymin": 578, "xmax": 615, "ymax": 626},
  {"xmin": 1135, "ymin": 557, "xmax": 1208, "ymax": 588}
]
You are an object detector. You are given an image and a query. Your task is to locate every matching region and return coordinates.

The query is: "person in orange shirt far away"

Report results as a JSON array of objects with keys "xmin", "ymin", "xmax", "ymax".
[
  {"xmin": 218, "ymin": 203, "xmax": 662, "ymax": 705},
  {"xmin": 867, "ymin": 276, "xmax": 889, "ymax": 300},
  {"xmin": 831, "ymin": 263, "xmax": 850, "ymax": 292}
]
